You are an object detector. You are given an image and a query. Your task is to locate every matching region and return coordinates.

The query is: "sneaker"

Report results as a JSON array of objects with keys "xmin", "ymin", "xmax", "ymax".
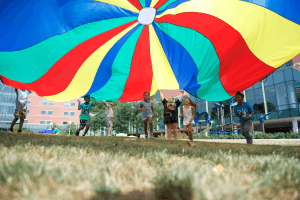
[
  {"xmin": 75, "ymin": 129, "xmax": 79, "ymax": 136},
  {"xmin": 17, "ymin": 129, "xmax": 22, "ymax": 133}
]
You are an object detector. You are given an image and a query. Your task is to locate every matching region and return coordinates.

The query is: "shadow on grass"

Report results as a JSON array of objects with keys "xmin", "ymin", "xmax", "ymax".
[
  {"xmin": 0, "ymin": 131, "xmax": 299, "ymax": 161},
  {"xmin": 91, "ymin": 176, "xmax": 193, "ymax": 200}
]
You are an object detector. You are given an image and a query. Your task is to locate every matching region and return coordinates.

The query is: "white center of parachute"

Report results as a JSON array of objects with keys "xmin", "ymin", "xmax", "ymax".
[{"xmin": 138, "ymin": 7, "xmax": 157, "ymax": 25}]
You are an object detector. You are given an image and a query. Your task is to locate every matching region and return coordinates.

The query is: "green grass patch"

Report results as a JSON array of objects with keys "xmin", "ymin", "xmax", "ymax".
[{"xmin": 0, "ymin": 131, "xmax": 300, "ymax": 200}]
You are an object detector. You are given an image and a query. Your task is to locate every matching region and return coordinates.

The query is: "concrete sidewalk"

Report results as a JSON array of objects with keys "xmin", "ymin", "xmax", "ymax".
[{"xmin": 179, "ymin": 139, "xmax": 300, "ymax": 146}]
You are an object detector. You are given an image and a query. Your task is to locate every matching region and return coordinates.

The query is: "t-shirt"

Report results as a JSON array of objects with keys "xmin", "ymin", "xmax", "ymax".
[
  {"xmin": 234, "ymin": 102, "xmax": 254, "ymax": 123},
  {"xmin": 16, "ymin": 90, "xmax": 31, "ymax": 110},
  {"xmin": 139, "ymin": 100, "xmax": 153, "ymax": 114},
  {"xmin": 162, "ymin": 98, "xmax": 181, "ymax": 118},
  {"xmin": 79, "ymin": 102, "xmax": 95, "ymax": 120},
  {"xmin": 106, "ymin": 107, "xmax": 114, "ymax": 118}
]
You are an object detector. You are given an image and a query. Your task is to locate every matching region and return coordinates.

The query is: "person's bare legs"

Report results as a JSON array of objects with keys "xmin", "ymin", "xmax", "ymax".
[
  {"xmin": 172, "ymin": 123, "xmax": 178, "ymax": 140},
  {"xmin": 77, "ymin": 126, "xmax": 84, "ymax": 136},
  {"xmin": 10, "ymin": 118, "xmax": 18, "ymax": 131},
  {"xmin": 183, "ymin": 125, "xmax": 188, "ymax": 137},
  {"xmin": 107, "ymin": 121, "xmax": 113, "ymax": 136},
  {"xmin": 167, "ymin": 124, "xmax": 172, "ymax": 139},
  {"xmin": 143, "ymin": 118, "xmax": 148, "ymax": 138},
  {"xmin": 188, "ymin": 124, "xmax": 193, "ymax": 141},
  {"xmin": 148, "ymin": 117, "xmax": 154, "ymax": 138},
  {"xmin": 83, "ymin": 126, "xmax": 89, "ymax": 136},
  {"xmin": 19, "ymin": 117, "xmax": 25, "ymax": 131}
]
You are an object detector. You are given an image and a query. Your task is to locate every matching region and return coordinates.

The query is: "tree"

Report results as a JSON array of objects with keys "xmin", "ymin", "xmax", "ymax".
[
  {"xmin": 152, "ymin": 101, "xmax": 164, "ymax": 129},
  {"xmin": 90, "ymin": 101, "xmax": 113, "ymax": 132},
  {"xmin": 113, "ymin": 102, "xmax": 132, "ymax": 133},
  {"xmin": 60, "ymin": 122, "xmax": 77, "ymax": 135}
]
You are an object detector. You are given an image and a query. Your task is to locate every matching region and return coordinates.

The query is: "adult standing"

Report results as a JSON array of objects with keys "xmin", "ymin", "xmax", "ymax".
[{"xmin": 159, "ymin": 90, "xmax": 184, "ymax": 140}]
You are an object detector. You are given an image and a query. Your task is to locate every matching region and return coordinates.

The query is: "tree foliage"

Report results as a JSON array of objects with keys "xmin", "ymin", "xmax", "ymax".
[
  {"xmin": 89, "ymin": 96, "xmax": 165, "ymax": 133},
  {"xmin": 90, "ymin": 101, "xmax": 110, "ymax": 132}
]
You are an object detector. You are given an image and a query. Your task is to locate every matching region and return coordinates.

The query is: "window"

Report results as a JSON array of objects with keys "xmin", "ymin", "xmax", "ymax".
[
  {"xmin": 47, "ymin": 121, "xmax": 52, "ymax": 125},
  {"xmin": 273, "ymin": 71, "xmax": 285, "ymax": 84},
  {"xmin": 71, "ymin": 102, "xmax": 76, "ymax": 108},
  {"xmin": 275, "ymin": 83, "xmax": 288, "ymax": 110},
  {"xmin": 41, "ymin": 110, "xmax": 46, "ymax": 116},
  {"xmin": 254, "ymin": 88, "xmax": 264, "ymax": 113},
  {"xmin": 48, "ymin": 111, "xmax": 53, "ymax": 116},
  {"xmin": 49, "ymin": 101, "xmax": 54, "ymax": 106},
  {"xmin": 284, "ymin": 68, "xmax": 294, "ymax": 82},
  {"xmin": 27, "ymin": 109, "xmax": 30, "ymax": 115},
  {"xmin": 40, "ymin": 121, "xmax": 45, "ymax": 124},
  {"xmin": 65, "ymin": 102, "xmax": 69, "ymax": 107},
  {"xmin": 70, "ymin": 112, "xmax": 75, "ymax": 117},
  {"xmin": 27, "ymin": 99, "xmax": 31, "ymax": 105},
  {"xmin": 63, "ymin": 121, "xmax": 68, "ymax": 125},
  {"xmin": 293, "ymin": 68, "xmax": 300, "ymax": 83},
  {"xmin": 245, "ymin": 89, "xmax": 255, "ymax": 106},
  {"xmin": 265, "ymin": 85, "xmax": 277, "ymax": 112},
  {"xmin": 64, "ymin": 112, "xmax": 68, "ymax": 117},
  {"xmin": 24, "ymin": 120, "xmax": 28, "ymax": 124},
  {"xmin": 286, "ymin": 81, "xmax": 297, "ymax": 105},
  {"xmin": 42, "ymin": 100, "xmax": 47, "ymax": 106},
  {"xmin": 263, "ymin": 74, "xmax": 274, "ymax": 86},
  {"xmin": 253, "ymin": 81, "xmax": 262, "ymax": 89}
]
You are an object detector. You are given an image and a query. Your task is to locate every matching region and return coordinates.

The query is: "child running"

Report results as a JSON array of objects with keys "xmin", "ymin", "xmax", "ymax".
[
  {"xmin": 234, "ymin": 91, "xmax": 255, "ymax": 145},
  {"xmin": 9, "ymin": 89, "xmax": 31, "ymax": 132},
  {"xmin": 159, "ymin": 89, "xmax": 184, "ymax": 140},
  {"xmin": 139, "ymin": 92, "xmax": 156, "ymax": 139},
  {"xmin": 179, "ymin": 97, "xmax": 198, "ymax": 145},
  {"xmin": 76, "ymin": 95, "xmax": 98, "ymax": 136},
  {"xmin": 103, "ymin": 100, "xmax": 114, "ymax": 136}
]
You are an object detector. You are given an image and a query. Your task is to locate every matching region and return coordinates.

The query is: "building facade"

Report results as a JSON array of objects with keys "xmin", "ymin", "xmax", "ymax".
[
  {"xmin": 26, "ymin": 92, "xmax": 83, "ymax": 125},
  {"xmin": 0, "ymin": 82, "xmax": 84, "ymax": 130},
  {"xmin": 0, "ymin": 82, "xmax": 16, "ymax": 123}
]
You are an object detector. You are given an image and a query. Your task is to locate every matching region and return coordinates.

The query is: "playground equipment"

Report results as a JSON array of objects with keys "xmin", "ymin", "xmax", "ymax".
[
  {"xmin": 214, "ymin": 102, "xmax": 226, "ymax": 134},
  {"xmin": 213, "ymin": 100, "xmax": 241, "ymax": 135},
  {"xmin": 228, "ymin": 100, "xmax": 240, "ymax": 136},
  {"xmin": 260, "ymin": 112, "xmax": 272, "ymax": 133},
  {"xmin": 194, "ymin": 112, "xmax": 210, "ymax": 136}
]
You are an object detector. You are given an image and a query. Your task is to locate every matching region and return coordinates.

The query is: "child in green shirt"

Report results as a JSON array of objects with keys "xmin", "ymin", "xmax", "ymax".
[{"xmin": 75, "ymin": 95, "xmax": 98, "ymax": 136}]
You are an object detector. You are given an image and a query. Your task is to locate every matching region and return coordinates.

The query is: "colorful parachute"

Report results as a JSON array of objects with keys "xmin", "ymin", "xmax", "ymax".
[{"xmin": 0, "ymin": 0, "xmax": 300, "ymax": 102}]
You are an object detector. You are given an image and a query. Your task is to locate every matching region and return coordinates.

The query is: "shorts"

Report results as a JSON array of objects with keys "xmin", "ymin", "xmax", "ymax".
[
  {"xmin": 14, "ymin": 109, "xmax": 27, "ymax": 119},
  {"xmin": 80, "ymin": 119, "xmax": 90, "ymax": 127},
  {"xmin": 143, "ymin": 113, "xmax": 152, "ymax": 120},
  {"xmin": 183, "ymin": 118, "xmax": 195, "ymax": 126},
  {"xmin": 106, "ymin": 118, "xmax": 113, "ymax": 126},
  {"xmin": 164, "ymin": 113, "xmax": 178, "ymax": 124}
]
